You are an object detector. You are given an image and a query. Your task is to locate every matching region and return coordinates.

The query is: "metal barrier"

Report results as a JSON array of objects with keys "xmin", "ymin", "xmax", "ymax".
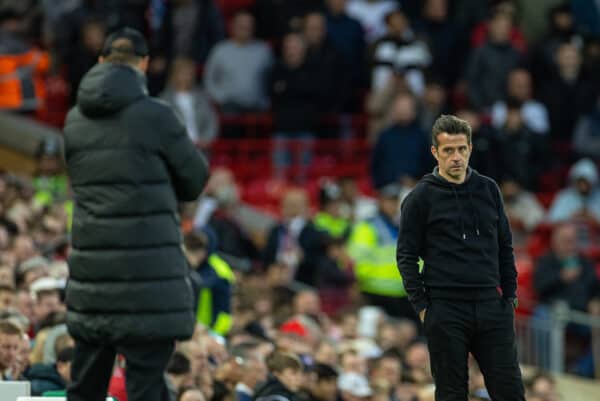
[{"xmin": 515, "ymin": 301, "xmax": 600, "ymax": 377}]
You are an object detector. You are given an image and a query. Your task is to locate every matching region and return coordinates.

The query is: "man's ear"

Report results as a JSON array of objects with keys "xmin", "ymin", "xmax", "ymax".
[
  {"xmin": 431, "ymin": 145, "xmax": 438, "ymax": 161},
  {"xmin": 98, "ymin": 56, "xmax": 105, "ymax": 64},
  {"xmin": 138, "ymin": 56, "xmax": 150, "ymax": 73}
]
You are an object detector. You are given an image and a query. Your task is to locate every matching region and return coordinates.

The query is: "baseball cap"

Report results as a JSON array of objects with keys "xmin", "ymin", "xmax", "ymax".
[
  {"xmin": 337, "ymin": 372, "xmax": 373, "ymax": 397},
  {"xmin": 102, "ymin": 27, "xmax": 149, "ymax": 57}
]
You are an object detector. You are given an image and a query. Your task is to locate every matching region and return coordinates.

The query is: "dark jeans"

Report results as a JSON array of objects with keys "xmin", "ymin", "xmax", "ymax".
[
  {"xmin": 67, "ymin": 337, "xmax": 174, "ymax": 401},
  {"xmin": 424, "ymin": 297, "xmax": 525, "ymax": 401}
]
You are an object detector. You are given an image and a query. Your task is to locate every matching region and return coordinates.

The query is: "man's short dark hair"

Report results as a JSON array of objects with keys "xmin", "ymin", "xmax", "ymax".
[
  {"xmin": 57, "ymin": 346, "xmax": 74, "ymax": 363},
  {"xmin": 102, "ymin": 27, "xmax": 148, "ymax": 65},
  {"xmin": 0, "ymin": 319, "xmax": 22, "ymax": 336},
  {"xmin": 267, "ymin": 351, "xmax": 303, "ymax": 373},
  {"xmin": 167, "ymin": 351, "xmax": 191, "ymax": 375},
  {"xmin": 313, "ymin": 363, "xmax": 338, "ymax": 381},
  {"xmin": 431, "ymin": 114, "xmax": 472, "ymax": 147}
]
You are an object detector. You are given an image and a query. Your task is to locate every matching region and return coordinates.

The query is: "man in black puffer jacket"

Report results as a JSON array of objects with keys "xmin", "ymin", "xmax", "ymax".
[{"xmin": 63, "ymin": 28, "xmax": 209, "ymax": 401}]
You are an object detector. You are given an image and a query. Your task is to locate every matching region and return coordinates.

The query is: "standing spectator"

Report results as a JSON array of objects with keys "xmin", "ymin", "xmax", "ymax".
[
  {"xmin": 491, "ymin": 68, "xmax": 550, "ymax": 135},
  {"xmin": 496, "ymin": 99, "xmax": 547, "ymax": 191},
  {"xmin": 253, "ymin": 352, "xmax": 304, "ymax": 401},
  {"xmin": 469, "ymin": 1, "xmax": 527, "ymax": 53},
  {"xmin": 573, "ymin": 96, "xmax": 600, "ymax": 161},
  {"xmin": 161, "ymin": 58, "xmax": 219, "ymax": 148},
  {"xmin": 325, "ymin": 0, "xmax": 366, "ymax": 94},
  {"xmin": 204, "ymin": 10, "xmax": 273, "ymax": 113},
  {"xmin": 369, "ymin": 9, "xmax": 431, "ymax": 95},
  {"xmin": 270, "ymin": 33, "xmax": 324, "ymax": 181},
  {"xmin": 0, "ymin": 320, "xmax": 22, "ymax": 380},
  {"xmin": 303, "ymin": 11, "xmax": 350, "ymax": 113},
  {"xmin": 26, "ymin": 346, "xmax": 73, "ymax": 395},
  {"xmin": 533, "ymin": 223, "xmax": 599, "ymax": 311},
  {"xmin": 63, "ymin": 28, "xmax": 209, "ymax": 401},
  {"xmin": 540, "ymin": 43, "xmax": 596, "ymax": 141},
  {"xmin": 465, "ymin": 8, "xmax": 522, "ymax": 111},
  {"xmin": 548, "ymin": 158, "xmax": 600, "ymax": 224},
  {"xmin": 418, "ymin": 76, "xmax": 447, "ymax": 133},
  {"xmin": 371, "ymin": 93, "xmax": 431, "ymax": 189},
  {"xmin": 0, "ymin": 10, "xmax": 50, "ymax": 113},
  {"xmin": 345, "ymin": 0, "xmax": 398, "ymax": 43}
]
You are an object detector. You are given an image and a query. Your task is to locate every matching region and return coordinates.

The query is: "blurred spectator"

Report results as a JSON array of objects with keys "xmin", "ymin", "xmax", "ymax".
[
  {"xmin": 270, "ymin": 33, "xmax": 324, "ymax": 181},
  {"xmin": 500, "ymin": 179, "xmax": 545, "ymax": 236},
  {"xmin": 348, "ymin": 184, "xmax": 412, "ymax": 320},
  {"xmin": 263, "ymin": 188, "xmax": 320, "ymax": 285},
  {"xmin": 337, "ymin": 371, "xmax": 372, "ymax": 401},
  {"xmin": 232, "ymin": 343, "xmax": 268, "ymax": 401},
  {"xmin": 366, "ymin": 73, "xmax": 410, "ymax": 142},
  {"xmin": 303, "ymin": 11, "xmax": 350, "ymax": 112},
  {"xmin": 571, "ymin": 0, "xmax": 600, "ymax": 37},
  {"xmin": 418, "ymin": 76, "xmax": 447, "ymax": 133},
  {"xmin": 414, "ymin": 0, "xmax": 462, "ymax": 87},
  {"xmin": 402, "ymin": 341, "xmax": 432, "ymax": 385},
  {"xmin": 465, "ymin": 7, "xmax": 522, "ymax": 111},
  {"xmin": 532, "ymin": 3, "xmax": 583, "ymax": 86},
  {"xmin": 204, "ymin": 10, "xmax": 273, "ymax": 113},
  {"xmin": 325, "ymin": 0, "xmax": 366, "ymax": 95},
  {"xmin": 0, "ymin": 319, "xmax": 22, "ymax": 379},
  {"xmin": 539, "ymin": 43, "xmax": 596, "ymax": 141},
  {"xmin": 161, "ymin": 58, "xmax": 219, "ymax": 148},
  {"xmin": 491, "ymin": 68, "xmax": 550, "ymax": 136},
  {"xmin": 573, "ymin": 95, "xmax": 600, "ymax": 161},
  {"xmin": 455, "ymin": 108, "xmax": 500, "ymax": 180},
  {"xmin": 166, "ymin": 351, "xmax": 195, "ymax": 399},
  {"xmin": 305, "ymin": 363, "xmax": 338, "ymax": 401},
  {"xmin": 32, "ymin": 137, "xmax": 69, "ymax": 209},
  {"xmin": 0, "ymin": 285, "xmax": 16, "ymax": 310},
  {"xmin": 252, "ymin": 0, "xmax": 322, "ymax": 39},
  {"xmin": 548, "ymin": 158, "xmax": 600, "ymax": 224},
  {"xmin": 254, "ymin": 351, "xmax": 304, "ymax": 401},
  {"xmin": 0, "ymin": 9, "xmax": 50, "ymax": 113},
  {"xmin": 26, "ymin": 345, "xmax": 73, "ymax": 395},
  {"xmin": 345, "ymin": 0, "xmax": 398, "ymax": 43},
  {"xmin": 314, "ymin": 180, "xmax": 351, "ymax": 240},
  {"xmin": 526, "ymin": 371, "xmax": 561, "ymax": 401},
  {"xmin": 371, "ymin": 92, "xmax": 430, "ymax": 189},
  {"xmin": 534, "ymin": 223, "xmax": 599, "ymax": 312},
  {"xmin": 470, "ymin": 1, "xmax": 527, "ymax": 53},
  {"xmin": 369, "ymin": 9, "xmax": 431, "ymax": 95},
  {"xmin": 66, "ymin": 17, "xmax": 106, "ymax": 104},
  {"xmin": 315, "ymin": 235, "xmax": 355, "ymax": 315},
  {"xmin": 496, "ymin": 98, "xmax": 547, "ymax": 190},
  {"xmin": 338, "ymin": 176, "xmax": 377, "ymax": 221},
  {"xmin": 369, "ymin": 353, "xmax": 402, "ymax": 400},
  {"xmin": 185, "ymin": 229, "xmax": 234, "ymax": 336},
  {"xmin": 179, "ymin": 388, "xmax": 205, "ymax": 401}
]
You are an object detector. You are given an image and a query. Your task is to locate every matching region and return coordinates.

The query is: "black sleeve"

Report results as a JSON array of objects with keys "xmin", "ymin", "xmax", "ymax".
[
  {"xmin": 160, "ymin": 107, "xmax": 210, "ymax": 201},
  {"xmin": 494, "ymin": 182, "xmax": 518, "ymax": 299},
  {"xmin": 397, "ymin": 187, "xmax": 428, "ymax": 313}
]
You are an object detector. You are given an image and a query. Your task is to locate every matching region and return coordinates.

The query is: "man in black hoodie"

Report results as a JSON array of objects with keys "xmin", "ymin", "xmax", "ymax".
[
  {"xmin": 397, "ymin": 115, "xmax": 525, "ymax": 401},
  {"xmin": 63, "ymin": 28, "xmax": 209, "ymax": 401}
]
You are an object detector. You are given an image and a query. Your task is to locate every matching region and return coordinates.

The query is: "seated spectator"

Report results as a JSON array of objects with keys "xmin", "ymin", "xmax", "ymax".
[
  {"xmin": 315, "ymin": 235, "xmax": 354, "ymax": 315},
  {"xmin": 166, "ymin": 351, "xmax": 195, "ymax": 399},
  {"xmin": 533, "ymin": 223, "xmax": 599, "ymax": 311},
  {"xmin": 345, "ymin": 0, "xmax": 398, "ymax": 43},
  {"xmin": 231, "ymin": 342, "xmax": 268, "ymax": 401},
  {"xmin": 179, "ymin": 388, "xmax": 206, "ymax": 401},
  {"xmin": 371, "ymin": 92, "xmax": 431, "ymax": 189},
  {"xmin": 470, "ymin": 1, "xmax": 527, "ymax": 53},
  {"xmin": 500, "ymin": 178, "xmax": 545, "ymax": 238},
  {"xmin": 204, "ymin": 10, "xmax": 273, "ymax": 113},
  {"xmin": 548, "ymin": 158, "xmax": 600, "ymax": 223},
  {"xmin": 573, "ymin": 95, "xmax": 600, "ymax": 161},
  {"xmin": 0, "ymin": 319, "xmax": 22, "ymax": 380},
  {"xmin": 496, "ymin": 99, "xmax": 547, "ymax": 191},
  {"xmin": 270, "ymin": 33, "xmax": 324, "ymax": 181},
  {"xmin": 254, "ymin": 351, "xmax": 304, "ymax": 401},
  {"xmin": 465, "ymin": 7, "xmax": 522, "ymax": 111},
  {"xmin": 26, "ymin": 346, "xmax": 73, "ymax": 395},
  {"xmin": 305, "ymin": 363, "xmax": 338, "ymax": 401},
  {"xmin": 527, "ymin": 372, "xmax": 560, "ymax": 401},
  {"xmin": 369, "ymin": 353, "xmax": 402, "ymax": 401},
  {"xmin": 161, "ymin": 58, "xmax": 219, "ymax": 148},
  {"xmin": 0, "ymin": 285, "xmax": 16, "ymax": 311},
  {"xmin": 491, "ymin": 68, "xmax": 550, "ymax": 135},
  {"xmin": 369, "ymin": 9, "xmax": 431, "ymax": 95},
  {"xmin": 337, "ymin": 371, "xmax": 373, "ymax": 401}
]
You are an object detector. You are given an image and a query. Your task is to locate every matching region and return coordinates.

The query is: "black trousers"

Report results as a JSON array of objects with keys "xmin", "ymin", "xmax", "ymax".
[
  {"xmin": 423, "ymin": 296, "xmax": 526, "ymax": 401},
  {"xmin": 67, "ymin": 337, "xmax": 174, "ymax": 401}
]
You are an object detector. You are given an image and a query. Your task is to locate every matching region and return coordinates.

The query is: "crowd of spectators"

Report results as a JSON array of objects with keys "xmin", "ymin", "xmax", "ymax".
[{"xmin": 2, "ymin": 0, "xmax": 600, "ymax": 400}]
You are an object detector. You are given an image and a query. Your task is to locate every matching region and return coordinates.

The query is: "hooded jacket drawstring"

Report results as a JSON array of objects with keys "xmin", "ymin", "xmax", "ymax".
[
  {"xmin": 451, "ymin": 186, "xmax": 467, "ymax": 240},
  {"xmin": 452, "ymin": 185, "xmax": 481, "ymax": 239}
]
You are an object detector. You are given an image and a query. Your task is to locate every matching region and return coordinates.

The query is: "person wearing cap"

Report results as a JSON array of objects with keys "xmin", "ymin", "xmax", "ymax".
[
  {"xmin": 548, "ymin": 158, "xmax": 600, "ymax": 224},
  {"xmin": 348, "ymin": 183, "xmax": 412, "ymax": 320},
  {"xmin": 63, "ymin": 27, "xmax": 209, "ymax": 401},
  {"xmin": 397, "ymin": 115, "xmax": 525, "ymax": 401}
]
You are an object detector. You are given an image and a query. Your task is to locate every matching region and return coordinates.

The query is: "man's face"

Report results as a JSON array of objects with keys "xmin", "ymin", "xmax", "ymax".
[
  {"xmin": 431, "ymin": 133, "xmax": 472, "ymax": 181},
  {"xmin": 0, "ymin": 333, "xmax": 20, "ymax": 370},
  {"xmin": 314, "ymin": 378, "xmax": 338, "ymax": 401},
  {"xmin": 16, "ymin": 291, "xmax": 34, "ymax": 321},
  {"xmin": 304, "ymin": 13, "xmax": 327, "ymax": 46},
  {"xmin": 278, "ymin": 368, "xmax": 304, "ymax": 392},
  {"xmin": 508, "ymin": 70, "xmax": 531, "ymax": 100},
  {"xmin": 373, "ymin": 358, "xmax": 401, "ymax": 387},
  {"xmin": 34, "ymin": 292, "xmax": 62, "ymax": 322},
  {"xmin": 379, "ymin": 197, "xmax": 399, "ymax": 220},
  {"xmin": 575, "ymin": 178, "xmax": 592, "ymax": 196},
  {"xmin": 232, "ymin": 13, "xmax": 254, "ymax": 42},
  {"xmin": 326, "ymin": 0, "xmax": 346, "ymax": 14},
  {"xmin": 0, "ymin": 290, "xmax": 15, "ymax": 311},
  {"xmin": 245, "ymin": 357, "xmax": 268, "ymax": 387}
]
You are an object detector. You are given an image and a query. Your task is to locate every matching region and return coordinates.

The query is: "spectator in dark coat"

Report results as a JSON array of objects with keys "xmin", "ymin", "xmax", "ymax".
[
  {"xmin": 465, "ymin": 9, "xmax": 522, "ymax": 111},
  {"xmin": 534, "ymin": 223, "xmax": 599, "ymax": 312},
  {"xmin": 253, "ymin": 352, "xmax": 304, "ymax": 401},
  {"xmin": 63, "ymin": 28, "xmax": 209, "ymax": 401},
  {"xmin": 27, "ymin": 346, "xmax": 73, "ymax": 395},
  {"xmin": 371, "ymin": 92, "xmax": 432, "ymax": 189}
]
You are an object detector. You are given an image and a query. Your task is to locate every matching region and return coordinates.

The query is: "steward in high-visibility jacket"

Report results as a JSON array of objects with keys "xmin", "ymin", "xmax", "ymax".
[
  {"xmin": 348, "ymin": 184, "xmax": 417, "ymax": 320},
  {"xmin": 0, "ymin": 19, "xmax": 50, "ymax": 112},
  {"xmin": 313, "ymin": 179, "xmax": 351, "ymax": 239},
  {"xmin": 185, "ymin": 229, "xmax": 235, "ymax": 336}
]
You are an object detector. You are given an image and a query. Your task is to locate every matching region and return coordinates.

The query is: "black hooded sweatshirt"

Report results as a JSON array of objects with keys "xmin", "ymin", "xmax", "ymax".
[{"xmin": 397, "ymin": 167, "xmax": 517, "ymax": 313}]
